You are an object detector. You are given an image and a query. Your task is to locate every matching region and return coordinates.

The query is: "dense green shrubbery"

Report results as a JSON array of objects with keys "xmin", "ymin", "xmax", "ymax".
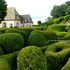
[
  {"xmin": 0, "ymin": 33, "xmax": 24, "ymax": 53},
  {"xmin": 44, "ymin": 42, "xmax": 70, "ymax": 70},
  {"xmin": 0, "ymin": 51, "xmax": 19, "ymax": 70},
  {"xmin": 61, "ymin": 58, "xmax": 70, "ymax": 70},
  {"xmin": 0, "ymin": 58, "xmax": 11, "ymax": 70},
  {"xmin": 6, "ymin": 28, "xmax": 27, "ymax": 46},
  {"xmin": 28, "ymin": 30, "xmax": 47, "ymax": 47},
  {"xmin": 42, "ymin": 30, "xmax": 58, "ymax": 44},
  {"xmin": 0, "ymin": 28, "xmax": 8, "ymax": 33},
  {"xmin": 0, "ymin": 47, "xmax": 4, "ymax": 55},
  {"xmin": 54, "ymin": 31, "xmax": 67, "ymax": 40},
  {"xmin": 21, "ymin": 27, "xmax": 34, "ymax": 37},
  {"xmin": 17, "ymin": 46, "xmax": 47, "ymax": 70},
  {"xmin": 63, "ymin": 33, "xmax": 70, "ymax": 41},
  {"xmin": 47, "ymin": 24, "xmax": 66, "ymax": 32}
]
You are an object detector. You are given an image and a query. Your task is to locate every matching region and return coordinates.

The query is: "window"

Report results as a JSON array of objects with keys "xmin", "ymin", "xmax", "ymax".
[
  {"xmin": 9, "ymin": 23, "xmax": 13, "ymax": 28},
  {"xmin": 3, "ymin": 22, "xmax": 6, "ymax": 27}
]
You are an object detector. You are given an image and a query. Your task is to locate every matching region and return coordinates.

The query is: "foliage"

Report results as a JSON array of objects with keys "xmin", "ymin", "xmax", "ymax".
[
  {"xmin": 0, "ymin": 47, "xmax": 4, "ymax": 55},
  {"xmin": 42, "ymin": 30, "xmax": 58, "ymax": 44},
  {"xmin": 0, "ymin": 51, "xmax": 19, "ymax": 70},
  {"xmin": 0, "ymin": 28, "xmax": 8, "ymax": 33},
  {"xmin": 47, "ymin": 24, "xmax": 66, "ymax": 32},
  {"xmin": 28, "ymin": 30, "xmax": 47, "ymax": 47},
  {"xmin": 0, "ymin": 33, "xmax": 24, "ymax": 53},
  {"xmin": 61, "ymin": 58, "xmax": 70, "ymax": 70},
  {"xmin": 17, "ymin": 46, "xmax": 47, "ymax": 70},
  {"xmin": 37, "ymin": 20, "xmax": 42, "ymax": 25},
  {"xmin": 44, "ymin": 42, "xmax": 70, "ymax": 70},
  {"xmin": 6, "ymin": 28, "xmax": 27, "ymax": 46},
  {"xmin": 0, "ymin": 0, "xmax": 7, "ymax": 22},
  {"xmin": 50, "ymin": 1, "xmax": 70, "ymax": 18},
  {"xmin": 0, "ymin": 58, "xmax": 11, "ymax": 70}
]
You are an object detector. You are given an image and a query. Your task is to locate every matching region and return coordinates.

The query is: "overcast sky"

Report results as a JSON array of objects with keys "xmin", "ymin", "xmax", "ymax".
[{"xmin": 6, "ymin": 0, "xmax": 69, "ymax": 25}]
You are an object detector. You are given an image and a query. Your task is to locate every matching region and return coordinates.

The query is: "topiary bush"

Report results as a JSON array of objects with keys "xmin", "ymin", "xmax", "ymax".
[
  {"xmin": 42, "ymin": 30, "xmax": 58, "ymax": 44},
  {"xmin": 6, "ymin": 28, "xmax": 27, "ymax": 46},
  {"xmin": 44, "ymin": 42, "xmax": 70, "ymax": 70},
  {"xmin": 61, "ymin": 58, "xmax": 70, "ymax": 70},
  {"xmin": 47, "ymin": 24, "xmax": 66, "ymax": 32},
  {"xmin": 28, "ymin": 30, "xmax": 47, "ymax": 47},
  {"xmin": 0, "ymin": 51, "xmax": 19, "ymax": 70},
  {"xmin": 0, "ymin": 28, "xmax": 8, "ymax": 33},
  {"xmin": 0, "ymin": 33, "xmax": 24, "ymax": 53},
  {"xmin": 0, "ymin": 58, "xmax": 11, "ymax": 70},
  {"xmin": 17, "ymin": 46, "xmax": 47, "ymax": 70}
]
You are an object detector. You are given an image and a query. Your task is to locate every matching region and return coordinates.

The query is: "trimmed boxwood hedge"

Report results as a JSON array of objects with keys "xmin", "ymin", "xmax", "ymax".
[
  {"xmin": 0, "ymin": 33, "xmax": 24, "ymax": 53},
  {"xmin": 17, "ymin": 46, "xmax": 47, "ymax": 70},
  {"xmin": 61, "ymin": 58, "xmax": 70, "ymax": 70},
  {"xmin": 47, "ymin": 24, "xmax": 66, "ymax": 32},
  {"xmin": 42, "ymin": 30, "xmax": 58, "ymax": 44},
  {"xmin": 6, "ymin": 28, "xmax": 27, "ymax": 46},
  {"xmin": 0, "ymin": 51, "xmax": 19, "ymax": 70},
  {"xmin": 0, "ymin": 47, "xmax": 4, "ymax": 55},
  {"xmin": 0, "ymin": 58, "xmax": 11, "ymax": 70},
  {"xmin": 44, "ymin": 42, "xmax": 70, "ymax": 70},
  {"xmin": 28, "ymin": 30, "xmax": 47, "ymax": 47}
]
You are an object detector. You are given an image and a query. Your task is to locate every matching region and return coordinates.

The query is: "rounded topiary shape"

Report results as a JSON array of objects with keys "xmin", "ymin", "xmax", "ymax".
[
  {"xmin": 6, "ymin": 28, "xmax": 27, "ymax": 46},
  {"xmin": 0, "ymin": 33, "xmax": 24, "ymax": 53},
  {"xmin": 0, "ymin": 58, "xmax": 11, "ymax": 70},
  {"xmin": 17, "ymin": 46, "xmax": 47, "ymax": 70},
  {"xmin": 44, "ymin": 42, "xmax": 70, "ymax": 70},
  {"xmin": 61, "ymin": 58, "xmax": 70, "ymax": 70},
  {"xmin": 28, "ymin": 30, "xmax": 47, "ymax": 47},
  {"xmin": 42, "ymin": 30, "xmax": 58, "ymax": 44},
  {"xmin": 47, "ymin": 24, "xmax": 66, "ymax": 32}
]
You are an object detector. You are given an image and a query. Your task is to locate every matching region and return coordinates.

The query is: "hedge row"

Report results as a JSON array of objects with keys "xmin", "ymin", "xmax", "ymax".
[
  {"xmin": 44, "ymin": 42, "xmax": 70, "ymax": 70},
  {"xmin": 0, "ymin": 33, "xmax": 24, "ymax": 53},
  {"xmin": 17, "ymin": 46, "xmax": 47, "ymax": 70},
  {"xmin": 28, "ymin": 30, "xmax": 57, "ymax": 47}
]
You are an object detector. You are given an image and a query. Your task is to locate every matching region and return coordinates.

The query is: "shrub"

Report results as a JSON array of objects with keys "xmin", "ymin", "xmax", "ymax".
[
  {"xmin": 47, "ymin": 24, "xmax": 66, "ymax": 32},
  {"xmin": 0, "ymin": 47, "xmax": 3, "ymax": 55},
  {"xmin": 0, "ymin": 33, "xmax": 24, "ymax": 53},
  {"xmin": 0, "ymin": 28, "xmax": 8, "ymax": 33},
  {"xmin": 42, "ymin": 30, "xmax": 58, "ymax": 44},
  {"xmin": 0, "ymin": 58, "xmax": 11, "ymax": 70},
  {"xmin": 61, "ymin": 58, "xmax": 70, "ymax": 70},
  {"xmin": 44, "ymin": 42, "xmax": 70, "ymax": 70},
  {"xmin": 17, "ymin": 46, "xmax": 47, "ymax": 70},
  {"xmin": 54, "ymin": 31, "xmax": 67, "ymax": 40},
  {"xmin": 28, "ymin": 30, "xmax": 47, "ymax": 47},
  {"xmin": 6, "ymin": 28, "xmax": 27, "ymax": 46},
  {"xmin": 0, "ymin": 51, "xmax": 19, "ymax": 70},
  {"xmin": 21, "ymin": 27, "xmax": 34, "ymax": 37}
]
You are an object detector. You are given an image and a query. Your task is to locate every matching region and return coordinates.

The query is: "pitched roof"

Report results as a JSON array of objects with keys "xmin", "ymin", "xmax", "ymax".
[
  {"xmin": 4, "ymin": 7, "xmax": 21, "ymax": 21},
  {"xmin": 20, "ymin": 15, "xmax": 33, "ymax": 23}
]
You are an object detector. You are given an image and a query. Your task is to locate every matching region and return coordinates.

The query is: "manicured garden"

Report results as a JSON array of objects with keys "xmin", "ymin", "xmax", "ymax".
[{"xmin": 0, "ymin": 25, "xmax": 70, "ymax": 70}]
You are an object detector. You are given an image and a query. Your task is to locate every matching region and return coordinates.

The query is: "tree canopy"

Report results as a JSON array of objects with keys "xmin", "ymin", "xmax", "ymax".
[
  {"xmin": 51, "ymin": 1, "xmax": 70, "ymax": 18},
  {"xmin": 0, "ymin": 0, "xmax": 7, "ymax": 22}
]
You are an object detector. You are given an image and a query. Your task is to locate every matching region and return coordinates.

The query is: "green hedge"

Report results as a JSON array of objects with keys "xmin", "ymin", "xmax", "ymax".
[
  {"xmin": 17, "ymin": 46, "xmax": 47, "ymax": 70},
  {"xmin": 42, "ymin": 30, "xmax": 58, "ymax": 44},
  {"xmin": 61, "ymin": 58, "xmax": 70, "ymax": 70},
  {"xmin": 28, "ymin": 30, "xmax": 47, "ymax": 47},
  {"xmin": 0, "ymin": 28, "xmax": 8, "ymax": 33},
  {"xmin": 0, "ymin": 47, "xmax": 4, "ymax": 55},
  {"xmin": 6, "ymin": 28, "xmax": 27, "ymax": 46},
  {"xmin": 0, "ymin": 33, "xmax": 24, "ymax": 53},
  {"xmin": 47, "ymin": 24, "xmax": 66, "ymax": 32},
  {"xmin": 44, "ymin": 42, "xmax": 70, "ymax": 70},
  {"xmin": 0, "ymin": 51, "xmax": 19, "ymax": 70},
  {"xmin": 0, "ymin": 58, "xmax": 11, "ymax": 70}
]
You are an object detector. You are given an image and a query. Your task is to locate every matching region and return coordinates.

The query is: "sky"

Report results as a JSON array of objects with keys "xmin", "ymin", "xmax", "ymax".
[{"xmin": 6, "ymin": 0, "xmax": 69, "ymax": 25}]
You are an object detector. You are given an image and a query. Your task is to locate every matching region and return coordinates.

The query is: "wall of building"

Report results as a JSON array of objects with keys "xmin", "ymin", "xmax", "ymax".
[
  {"xmin": 23, "ymin": 23, "xmax": 33, "ymax": 27},
  {"xmin": 1, "ymin": 21, "xmax": 21, "ymax": 28}
]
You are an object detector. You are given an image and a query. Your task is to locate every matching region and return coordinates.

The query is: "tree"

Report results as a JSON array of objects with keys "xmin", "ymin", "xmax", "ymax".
[
  {"xmin": 51, "ymin": 1, "xmax": 70, "ymax": 18},
  {"xmin": 37, "ymin": 21, "xmax": 42, "ymax": 25},
  {"xmin": 0, "ymin": 0, "xmax": 7, "ymax": 22}
]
